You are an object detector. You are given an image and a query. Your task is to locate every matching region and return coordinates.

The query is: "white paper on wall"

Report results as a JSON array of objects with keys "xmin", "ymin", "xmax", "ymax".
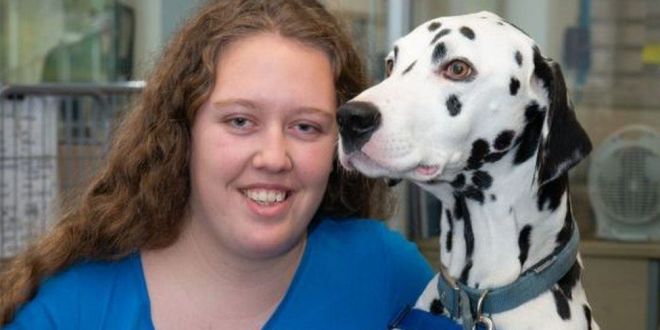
[{"xmin": 1, "ymin": 96, "xmax": 58, "ymax": 258}]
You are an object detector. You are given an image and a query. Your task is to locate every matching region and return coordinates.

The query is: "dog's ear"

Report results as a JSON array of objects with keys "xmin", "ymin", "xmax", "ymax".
[{"xmin": 532, "ymin": 47, "xmax": 592, "ymax": 186}]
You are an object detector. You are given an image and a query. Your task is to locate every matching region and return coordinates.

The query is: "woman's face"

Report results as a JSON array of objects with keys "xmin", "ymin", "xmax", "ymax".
[{"xmin": 188, "ymin": 32, "xmax": 337, "ymax": 259}]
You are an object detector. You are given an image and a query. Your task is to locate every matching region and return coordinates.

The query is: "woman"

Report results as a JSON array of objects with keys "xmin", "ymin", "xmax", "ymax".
[{"xmin": 0, "ymin": 1, "xmax": 433, "ymax": 329}]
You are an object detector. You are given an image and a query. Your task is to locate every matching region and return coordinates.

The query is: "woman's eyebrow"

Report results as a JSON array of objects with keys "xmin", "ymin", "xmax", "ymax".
[
  {"xmin": 293, "ymin": 106, "xmax": 335, "ymax": 119},
  {"xmin": 211, "ymin": 98, "xmax": 259, "ymax": 110},
  {"xmin": 212, "ymin": 99, "xmax": 335, "ymax": 119}
]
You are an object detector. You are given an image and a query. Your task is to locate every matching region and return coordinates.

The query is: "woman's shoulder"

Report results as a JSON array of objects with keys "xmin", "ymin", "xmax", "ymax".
[
  {"xmin": 40, "ymin": 252, "xmax": 142, "ymax": 294},
  {"xmin": 7, "ymin": 253, "xmax": 151, "ymax": 329}
]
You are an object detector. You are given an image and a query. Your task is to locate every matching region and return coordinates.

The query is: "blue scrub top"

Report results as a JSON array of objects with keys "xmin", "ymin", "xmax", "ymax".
[{"xmin": 7, "ymin": 218, "xmax": 434, "ymax": 329}]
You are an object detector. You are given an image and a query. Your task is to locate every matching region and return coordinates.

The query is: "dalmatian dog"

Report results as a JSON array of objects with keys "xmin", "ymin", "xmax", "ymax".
[{"xmin": 337, "ymin": 11, "xmax": 598, "ymax": 330}]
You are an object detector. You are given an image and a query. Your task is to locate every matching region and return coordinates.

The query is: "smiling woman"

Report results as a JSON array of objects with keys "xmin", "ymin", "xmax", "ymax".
[
  {"xmin": 0, "ymin": 1, "xmax": 433, "ymax": 329},
  {"xmin": 181, "ymin": 32, "xmax": 337, "ymax": 261}
]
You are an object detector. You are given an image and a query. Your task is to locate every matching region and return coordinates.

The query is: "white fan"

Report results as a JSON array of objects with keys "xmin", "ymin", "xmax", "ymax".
[{"xmin": 588, "ymin": 125, "xmax": 660, "ymax": 241}]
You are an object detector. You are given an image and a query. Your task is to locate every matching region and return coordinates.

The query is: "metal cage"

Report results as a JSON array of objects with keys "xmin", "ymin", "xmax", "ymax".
[{"xmin": 0, "ymin": 82, "xmax": 144, "ymax": 259}]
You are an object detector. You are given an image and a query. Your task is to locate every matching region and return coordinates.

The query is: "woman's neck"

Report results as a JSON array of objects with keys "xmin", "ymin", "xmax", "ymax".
[{"xmin": 142, "ymin": 219, "xmax": 306, "ymax": 329}]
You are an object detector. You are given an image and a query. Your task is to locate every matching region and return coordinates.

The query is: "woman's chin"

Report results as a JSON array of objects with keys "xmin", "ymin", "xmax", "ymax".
[{"xmin": 235, "ymin": 230, "xmax": 306, "ymax": 260}]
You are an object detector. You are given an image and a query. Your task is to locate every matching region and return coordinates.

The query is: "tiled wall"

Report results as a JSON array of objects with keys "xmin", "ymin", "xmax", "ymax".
[{"xmin": 582, "ymin": 0, "xmax": 660, "ymax": 108}]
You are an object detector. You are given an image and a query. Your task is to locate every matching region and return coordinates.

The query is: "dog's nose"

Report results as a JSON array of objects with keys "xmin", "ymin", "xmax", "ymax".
[{"xmin": 336, "ymin": 101, "xmax": 381, "ymax": 154}]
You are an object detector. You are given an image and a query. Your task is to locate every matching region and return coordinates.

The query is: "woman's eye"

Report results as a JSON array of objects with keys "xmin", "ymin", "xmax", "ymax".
[
  {"xmin": 442, "ymin": 60, "xmax": 473, "ymax": 80},
  {"xmin": 294, "ymin": 123, "xmax": 320, "ymax": 134},
  {"xmin": 226, "ymin": 116, "xmax": 253, "ymax": 129}
]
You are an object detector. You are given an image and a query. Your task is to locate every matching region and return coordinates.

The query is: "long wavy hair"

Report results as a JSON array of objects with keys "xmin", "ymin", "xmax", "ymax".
[{"xmin": 0, "ymin": 0, "xmax": 392, "ymax": 324}]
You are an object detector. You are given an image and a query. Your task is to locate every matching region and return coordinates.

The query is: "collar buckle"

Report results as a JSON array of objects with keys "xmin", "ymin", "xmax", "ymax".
[{"xmin": 472, "ymin": 290, "xmax": 493, "ymax": 330}]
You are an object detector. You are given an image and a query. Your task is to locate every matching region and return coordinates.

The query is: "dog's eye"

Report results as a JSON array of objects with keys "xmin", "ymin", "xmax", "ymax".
[
  {"xmin": 385, "ymin": 59, "xmax": 394, "ymax": 77},
  {"xmin": 443, "ymin": 60, "xmax": 473, "ymax": 80}
]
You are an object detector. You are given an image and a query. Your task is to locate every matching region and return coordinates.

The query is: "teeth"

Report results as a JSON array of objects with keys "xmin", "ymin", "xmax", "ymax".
[{"xmin": 244, "ymin": 189, "xmax": 287, "ymax": 204}]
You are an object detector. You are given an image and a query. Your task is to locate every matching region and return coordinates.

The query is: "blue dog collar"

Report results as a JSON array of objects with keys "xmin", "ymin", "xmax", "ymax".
[{"xmin": 437, "ymin": 221, "xmax": 580, "ymax": 319}]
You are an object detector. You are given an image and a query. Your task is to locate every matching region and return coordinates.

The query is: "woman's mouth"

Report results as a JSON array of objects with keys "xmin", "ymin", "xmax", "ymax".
[
  {"xmin": 240, "ymin": 187, "xmax": 293, "ymax": 218},
  {"xmin": 241, "ymin": 188, "xmax": 290, "ymax": 205}
]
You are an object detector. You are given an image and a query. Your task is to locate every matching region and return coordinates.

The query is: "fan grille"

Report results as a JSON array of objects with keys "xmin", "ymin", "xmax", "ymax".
[{"xmin": 596, "ymin": 146, "xmax": 660, "ymax": 224}]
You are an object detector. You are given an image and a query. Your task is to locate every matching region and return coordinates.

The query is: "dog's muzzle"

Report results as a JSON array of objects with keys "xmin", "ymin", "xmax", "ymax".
[{"xmin": 336, "ymin": 101, "xmax": 381, "ymax": 154}]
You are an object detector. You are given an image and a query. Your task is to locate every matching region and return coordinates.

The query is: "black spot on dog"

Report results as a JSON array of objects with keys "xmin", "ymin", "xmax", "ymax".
[
  {"xmin": 509, "ymin": 77, "xmax": 521, "ymax": 95},
  {"xmin": 437, "ymin": 201, "xmax": 443, "ymax": 237},
  {"xmin": 490, "ymin": 194, "xmax": 497, "ymax": 202},
  {"xmin": 464, "ymin": 186, "xmax": 485, "ymax": 204},
  {"xmin": 428, "ymin": 21, "xmax": 442, "ymax": 32},
  {"xmin": 402, "ymin": 61, "xmax": 416, "ymax": 75},
  {"xmin": 497, "ymin": 21, "xmax": 505, "ymax": 26},
  {"xmin": 583, "ymin": 305, "xmax": 593, "ymax": 330},
  {"xmin": 515, "ymin": 50, "xmax": 523, "ymax": 66},
  {"xmin": 432, "ymin": 42, "xmax": 447, "ymax": 63},
  {"xmin": 453, "ymin": 195, "xmax": 465, "ymax": 220},
  {"xmin": 459, "ymin": 26, "xmax": 475, "ymax": 40},
  {"xmin": 430, "ymin": 299, "xmax": 445, "ymax": 315},
  {"xmin": 518, "ymin": 225, "xmax": 532, "ymax": 267},
  {"xmin": 467, "ymin": 139, "xmax": 490, "ymax": 169},
  {"xmin": 484, "ymin": 151, "xmax": 507, "ymax": 163},
  {"xmin": 446, "ymin": 94, "xmax": 462, "ymax": 116},
  {"xmin": 494, "ymin": 130, "xmax": 515, "ymax": 150},
  {"xmin": 553, "ymin": 211, "xmax": 573, "ymax": 255},
  {"xmin": 431, "ymin": 28, "xmax": 451, "ymax": 44},
  {"xmin": 471, "ymin": 171, "xmax": 493, "ymax": 189},
  {"xmin": 558, "ymin": 261, "xmax": 582, "ymax": 299},
  {"xmin": 538, "ymin": 175, "xmax": 567, "ymax": 211},
  {"xmin": 459, "ymin": 260, "xmax": 473, "ymax": 284},
  {"xmin": 445, "ymin": 209, "xmax": 454, "ymax": 252},
  {"xmin": 513, "ymin": 101, "xmax": 545, "ymax": 164},
  {"xmin": 451, "ymin": 173, "xmax": 466, "ymax": 189},
  {"xmin": 552, "ymin": 287, "xmax": 571, "ymax": 320},
  {"xmin": 454, "ymin": 195, "xmax": 474, "ymax": 257}
]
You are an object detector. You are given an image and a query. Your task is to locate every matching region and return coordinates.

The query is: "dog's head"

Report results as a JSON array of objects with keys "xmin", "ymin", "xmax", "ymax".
[{"xmin": 337, "ymin": 11, "xmax": 591, "ymax": 187}]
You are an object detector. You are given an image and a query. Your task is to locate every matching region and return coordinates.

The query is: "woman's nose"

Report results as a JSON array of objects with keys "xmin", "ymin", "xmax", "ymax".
[{"xmin": 251, "ymin": 128, "xmax": 293, "ymax": 172}]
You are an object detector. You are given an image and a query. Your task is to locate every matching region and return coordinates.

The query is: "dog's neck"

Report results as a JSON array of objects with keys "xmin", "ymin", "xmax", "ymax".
[{"xmin": 421, "ymin": 152, "xmax": 572, "ymax": 289}]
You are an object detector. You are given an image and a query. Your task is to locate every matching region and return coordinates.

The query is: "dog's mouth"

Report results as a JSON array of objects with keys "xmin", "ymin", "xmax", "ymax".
[
  {"xmin": 412, "ymin": 164, "xmax": 444, "ymax": 182},
  {"xmin": 343, "ymin": 151, "xmax": 444, "ymax": 182},
  {"xmin": 415, "ymin": 164, "xmax": 441, "ymax": 176}
]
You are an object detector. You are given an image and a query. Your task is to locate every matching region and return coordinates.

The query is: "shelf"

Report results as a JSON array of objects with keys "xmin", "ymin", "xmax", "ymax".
[{"xmin": 580, "ymin": 239, "xmax": 660, "ymax": 259}]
